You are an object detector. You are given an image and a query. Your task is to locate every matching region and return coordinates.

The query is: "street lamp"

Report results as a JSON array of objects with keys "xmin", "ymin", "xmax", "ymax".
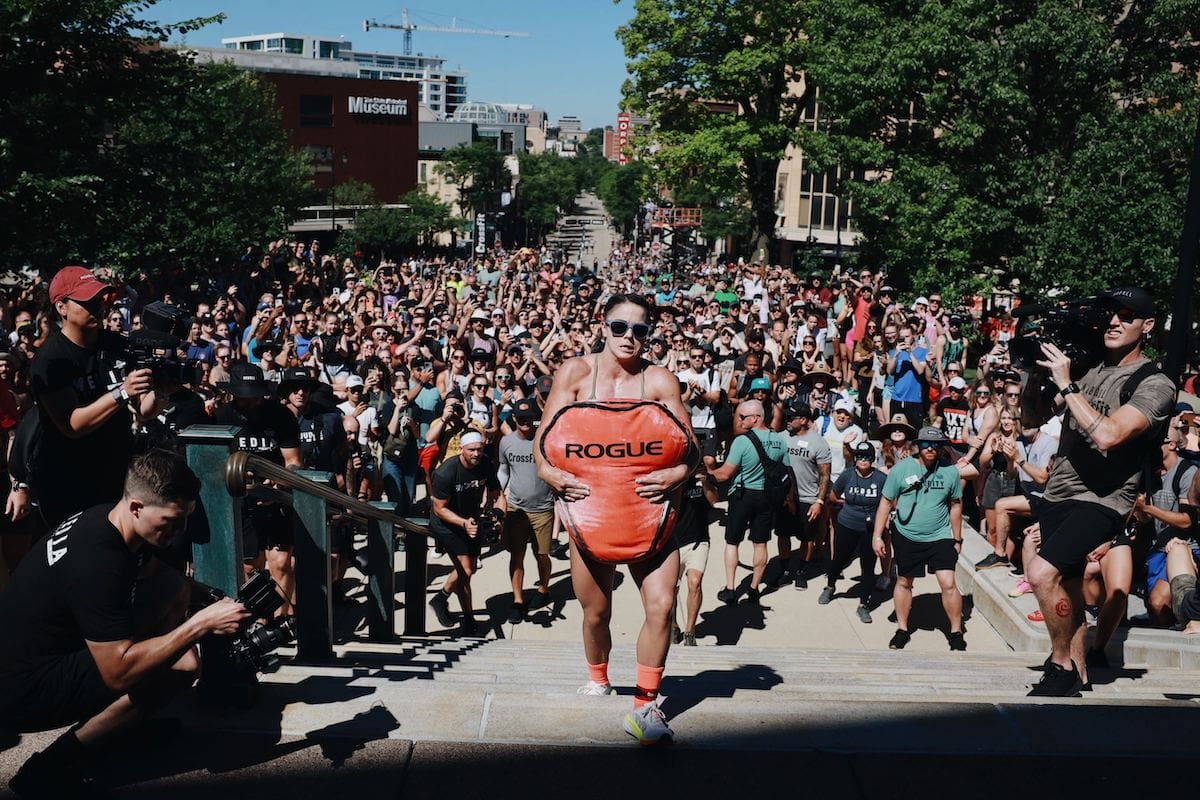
[{"xmin": 330, "ymin": 150, "xmax": 349, "ymax": 235}]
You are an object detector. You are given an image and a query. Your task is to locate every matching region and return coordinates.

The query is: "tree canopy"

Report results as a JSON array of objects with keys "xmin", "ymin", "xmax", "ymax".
[
  {"xmin": 803, "ymin": 0, "xmax": 1200, "ymax": 304},
  {"xmin": 435, "ymin": 142, "xmax": 513, "ymax": 217},
  {"xmin": 0, "ymin": 0, "xmax": 313, "ymax": 273},
  {"xmin": 618, "ymin": 0, "xmax": 809, "ymax": 261}
]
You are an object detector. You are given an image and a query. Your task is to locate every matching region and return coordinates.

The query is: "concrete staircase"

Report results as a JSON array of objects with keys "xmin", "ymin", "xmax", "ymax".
[{"xmin": 175, "ymin": 638, "xmax": 1200, "ymax": 756}]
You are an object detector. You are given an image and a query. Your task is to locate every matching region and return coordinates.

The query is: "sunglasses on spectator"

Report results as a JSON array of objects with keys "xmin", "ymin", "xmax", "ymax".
[
  {"xmin": 1005, "ymin": 392, "xmax": 1020, "ymax": 398},
  {"xmin": 1113, "ymin": 307, "xmax": 1139, "ymax": 323},
  {"xmin": 976, "ymin": 391, "xmax": 991, "ymax": 397},
  {"xmin": 606, "ymin": 320, "xmax": 651, "ymax": 340},
  {"xmin": 916, "ymin": 441, "xmax": 940, "ymax": 450},
  {"xmin": 472, "ymin": 383, "xmax": 488, "ymax": 389},
  {"xmin": 738, "ymin": 413, "xmax": 760, "ymax": 421}
]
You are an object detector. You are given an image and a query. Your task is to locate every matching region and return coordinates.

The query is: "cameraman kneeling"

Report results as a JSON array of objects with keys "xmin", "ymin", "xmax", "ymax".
[{"xmin": 0, "ymin": 450, "xmax": 250, "ymax": 797}]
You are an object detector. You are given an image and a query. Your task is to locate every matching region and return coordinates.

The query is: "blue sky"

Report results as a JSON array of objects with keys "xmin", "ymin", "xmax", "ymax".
[{"xmin": 149, "ymin": 0, "xmax": 634, "ymax": 130}]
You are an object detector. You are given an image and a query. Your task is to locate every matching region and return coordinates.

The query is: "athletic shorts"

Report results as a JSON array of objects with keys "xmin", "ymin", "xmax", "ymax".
[
  {"xmin": 432, "ymin": 525, "xmax": 481, "ymax": 558},
  {"xmin": 1146, "ymin": 549, "xmax": 1200, "ymax": 597},
  {"xmin": 891, "ymin": 529, "xmax": 959, "ymax": 578},
  {"xmin": 776, "ymin": 501, "xmax": 824, "ymax": 542},
  {"xmin": 505, "ymin": 508, "xmax": 554, "ymax": 556},
  {"xmin": 725, "ymin": 489, "xmax": 774, "ymax": 545},
  {"xmin": 0, "ymin": 650, "xmax": 118, "ymax": 732},
  {"xmin": 242, "ymin": 503, "xmax": 295, "ymax": 559},
  {"xmin": 1035, "ymin": 500, "xmax": 1124, "ymax": 581},
  {"xmin": 678, "ymin": 539, "xmax": 710, "ymax": 575},
  {"xmin": 1170, "ymin": 574, "xmax": 1200, "ymax": 623}
]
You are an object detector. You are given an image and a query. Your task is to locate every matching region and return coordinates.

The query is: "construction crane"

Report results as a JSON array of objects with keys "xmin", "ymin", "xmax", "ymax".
[{"xmin": 363, "ymin": 8, "xmax": 530, "ymax": 56}]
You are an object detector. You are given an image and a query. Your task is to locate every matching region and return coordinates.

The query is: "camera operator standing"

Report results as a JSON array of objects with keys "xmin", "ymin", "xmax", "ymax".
[
  {"xmin": 0, "ymin": 450, "xmax": 250, "ymax": 797},
  {"xmin": 427, "ymin": 431, "xmax": 501, "ymax": 634},
  {"xmin": 1024, "ymin": 287, "xmax": 1176, "ymax": 696},
  {"xmin": 30, "ymin": 267, "xmax": 158, "ymax": 528}
]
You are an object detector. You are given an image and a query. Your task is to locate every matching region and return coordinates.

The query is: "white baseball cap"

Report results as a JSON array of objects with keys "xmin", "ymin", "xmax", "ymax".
[
  {"xmin": 833, "ymin": 398, "xmax": 856, "ymax": 414},
  {"xmin": 947, "ymin": 376, "xmax": 967, "ymax": 390}
]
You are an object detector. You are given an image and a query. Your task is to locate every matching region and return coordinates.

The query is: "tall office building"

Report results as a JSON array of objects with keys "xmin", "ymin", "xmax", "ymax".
[{"xmin": 213, "ymin": 33, "xmax": 468, "ymax": 118}]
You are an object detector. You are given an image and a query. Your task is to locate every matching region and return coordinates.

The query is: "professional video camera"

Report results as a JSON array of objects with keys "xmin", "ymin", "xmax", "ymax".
[
  {"xmin": 197, "ymin": 570, "xmax": 297, "ymax": 673},
  {"xmin": 1009, "ymin": 297, "xmax": 1112, "ymax": 381},
  {"xmin": 475, "ymin": 507, "xmax": 503, "ymax": 546},
  {"xmin": 126, "ymin": 301, "xmax": 205, "ymax": 386}
]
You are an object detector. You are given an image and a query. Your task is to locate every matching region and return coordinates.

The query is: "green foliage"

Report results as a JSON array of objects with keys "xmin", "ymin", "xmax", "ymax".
[
  {"xmin": 618, "ymin": 0, "xmax": 810, "ymax": 259},
  {"xmin": 435, "ymin": 142, "xmax": 512, "ymax": 216},
  {"xmin": 574, "ymin": 127, "xmax": 615, "ymax": 191},
  {"xmin": 515, "ymin": 151, "xmax": 582, "ymax": 231},
  {"xmin": 804, "ymin": 0, "xmax": 1200, "ymax": 306},
  {"xmin": 333, "ymin": 178, "xmax": 377, "ymax": 207},
  {"xmin": 100, "ymin": 61, "xmax": 313, "ymax": 271},
  {"xmin": 596, "ymin": 161, "xmax": 648, "ymax": 231},
  {"xmin": 339, "ymin": 188, "xmax": 455, "ymax": 258},
  {"xmin": 0, "ymin": 0, "xmax": 311, "ymax": 272}
]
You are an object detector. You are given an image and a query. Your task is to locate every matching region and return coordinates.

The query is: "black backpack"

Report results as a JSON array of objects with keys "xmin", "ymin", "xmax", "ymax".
[{"xmin": 741, "ymin": 430, "xmax": 792, "ymax": 506}]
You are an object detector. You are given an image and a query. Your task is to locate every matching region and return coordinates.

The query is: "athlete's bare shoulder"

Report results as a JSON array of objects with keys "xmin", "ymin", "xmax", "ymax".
[
  {"xmin": 553, "ymin": 355, "xmax": 594, "ymax": 402},
  {"xmin": 641, "ymin": 362, "xmax": 683, "ymax": 402}
]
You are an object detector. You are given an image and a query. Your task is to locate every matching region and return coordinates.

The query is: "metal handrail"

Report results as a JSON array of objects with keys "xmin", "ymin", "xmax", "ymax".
[{"xmin": 224, "ymin": 451, "xmax": 429, "ymax": 537}]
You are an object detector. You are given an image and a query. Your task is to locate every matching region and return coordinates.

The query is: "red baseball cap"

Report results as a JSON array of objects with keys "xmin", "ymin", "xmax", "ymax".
[{"xmin": 49, "ymin": 266, "xmax": 114, "ymax": 305}]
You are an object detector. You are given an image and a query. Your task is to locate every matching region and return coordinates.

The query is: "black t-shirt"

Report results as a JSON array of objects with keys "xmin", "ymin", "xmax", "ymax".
[
  {"xmin": 29, "ymin": 329, "xmax": 132, "ymax": 491},
  {"xmin": 213, "ymin": 400, "xmax": 301, "ymax": 464},
  {"xmin": 299, "ymin": 409, "xmax": 345, "ymax": 472},
  {"xmin": 0, "ymin": 505, "xmax": 142, "ymax": 680},
  {"xmin": 675, "ymin": 436, "xmax": 718, "ymax": 546},
  {"xmin": 315, "ymin": 333, "xmax": 346, "ymax": 367},
  {"xmin": 936, "ymin": 396, "xmax": 970, "ymax": 445},
  {"xmin": 430, "ymin": 455, "xmax": 499, "ymax": 536}
]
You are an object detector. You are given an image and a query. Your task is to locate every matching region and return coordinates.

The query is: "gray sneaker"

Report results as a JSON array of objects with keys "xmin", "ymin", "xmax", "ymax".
[
  {"xmin": 817, "ymin": 586, "xmax": 835, "ymax": 605},
  {"xmin": 856, "ymin": 605, "xmax": 873, "ymax": 624}
]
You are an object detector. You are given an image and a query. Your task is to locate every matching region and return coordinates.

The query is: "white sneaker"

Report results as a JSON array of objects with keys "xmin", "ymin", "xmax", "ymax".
[
  {"xmin": 577, "ymin": 680, "xmax": 616, "ymax": 696},
  {"xmin": 623, "ymin": 703, "xmax": 673, "ymax": 746}
]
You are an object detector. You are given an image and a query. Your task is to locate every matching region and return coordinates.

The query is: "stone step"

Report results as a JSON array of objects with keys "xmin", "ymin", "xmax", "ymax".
[
  {"xmin": 958, "ymin": 526, "xmax": 1200, "ymax": 668},
  {"xmin": 177, "ymin": 675, "xmax": 1200, "ymax": 756}
]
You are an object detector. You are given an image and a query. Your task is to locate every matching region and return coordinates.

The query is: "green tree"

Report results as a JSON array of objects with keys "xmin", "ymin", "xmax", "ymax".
[
  {"xmin": 435, "ymin": 142, "xmax": 512, "ymax": 217},
  {"xmin": 596, "ymin": 161, "xmax": 647, "ymax": 233},
  {"xmin": 804, "ymin": 0, "xmax": 1200, "ymax": 306},
  {"xmin": 516, "ymin": 152, "xmax": 581, "ymax": 233},
  {"xmin": 338, "ymin": 188, "xmax": 455, "ymax": 258},
  {"xmin": 99, "ymin": 59, "xmax": 313, "ymax": 270},
  {"xmin": 1, "ymin": 1, "xmax": 311, "ymax": 273},
  {"xmin": 333, "ymin": 178, "xmax": 377, "ymax": 207},
  {"xmin": 574, "ymin": 127, "xmax": 615, "ymax": 191},
  {"xmin": 618, "ymin": 0, "xmax": 810, "ymax": 261}
]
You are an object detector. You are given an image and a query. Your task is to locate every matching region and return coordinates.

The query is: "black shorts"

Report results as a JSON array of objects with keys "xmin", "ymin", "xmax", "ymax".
[
  {"xmin": 432, "ymin": 525, "xmax": 481, "ymax": 558},
  {"xmin": 776, "ymin": 501, "xmax": 824, "ymax": 541},
  {"xmin": 891, "ymin": 530, "xmax": 959, "ymax": 578},
  {"xmin": 725, "ymin": 489, "xmax": 775, "ymax": 545},
  {"xmin": 0, "ymin": 650, "xmax": 117, "ymax": 732},
  {"xmin": 1036, "ymin": 500, "xmax": 1124, "ymax": 580},
  {"xmin": 242, "ymin": 503, "xmax": 295, "ymax": 559}
]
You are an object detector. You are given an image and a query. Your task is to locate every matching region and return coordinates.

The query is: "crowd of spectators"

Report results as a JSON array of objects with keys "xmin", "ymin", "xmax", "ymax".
[{"xmin": 0, "ymin": 238, "xmax": 1199, "ymax": 653}]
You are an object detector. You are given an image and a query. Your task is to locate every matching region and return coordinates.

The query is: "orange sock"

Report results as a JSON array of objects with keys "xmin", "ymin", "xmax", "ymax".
[
  {"xmin": 587, "ymin": 661, "xmax": 609, "ymax": 686},
  {"xmin": 634, "ymin": 663, "xmax": 665, "ymax": 709}
]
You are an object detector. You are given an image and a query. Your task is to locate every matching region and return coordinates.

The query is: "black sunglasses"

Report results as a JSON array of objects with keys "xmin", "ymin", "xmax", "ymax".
[{"xmin": 606, "ymin": 320, "xmax": 651, "ymax": 341}]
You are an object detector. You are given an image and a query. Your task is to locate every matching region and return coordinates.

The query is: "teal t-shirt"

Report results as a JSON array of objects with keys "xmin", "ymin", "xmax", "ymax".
[
  {"xmin": 728, "ymin": 428, "xmax": 787, "ymax": 491},
  {"xmin": 882, "ymin": 456, "xmax": 962, "ymax": 542}
]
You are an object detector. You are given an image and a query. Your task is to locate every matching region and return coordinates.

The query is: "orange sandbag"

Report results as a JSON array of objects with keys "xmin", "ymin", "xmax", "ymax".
[{"xmin": 539, "ymin": 400, "xmax": 692, "ymax": 563}]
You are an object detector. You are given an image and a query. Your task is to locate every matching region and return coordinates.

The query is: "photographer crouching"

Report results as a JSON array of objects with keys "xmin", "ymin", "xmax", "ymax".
[
  {"xmin": 0, "ymin": 450, "xmax": 251, "ymax": 797},
  {"xmin": 1018, "ymin": 287, "xmax": 1175, "ymax": 696}
]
